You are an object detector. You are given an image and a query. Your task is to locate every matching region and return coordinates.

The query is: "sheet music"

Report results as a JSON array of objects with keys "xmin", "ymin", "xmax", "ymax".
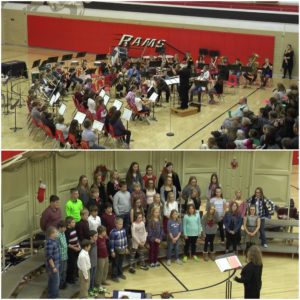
[
  {"xmin": 174, "ymin": 76, "xmax": 180, "ymax": 84},
  {"xmin": 147, "ymin": 85, "xmax": 153, "ymax": 93},
  {"xmin": 149, "ymin": 92, "xmax": 158, "ymax": 102},
  {"xmin": 55, "ymin": 92, "xmax": 60, "ymax": 102},
  {"xmin": 227, "ymin": 256, "xmax": 242, "ymax": 269},
  {"xmin": 74, "ymin": 111, "xmax": 86, "ymax": 125},
  {"xmin": 165, "ymin": 79, "xmax": 172, "ymax": 85},
  {"xmin": 103, "ymin": 95, "xmax": 110, "ymax": 106},
  {"xmin": 215, "ymin": 257, "xmax": 231, "ymax": 272},
  {"xmin": 170, "ymin": 78, "xmax": 177, "ymax": 84},
  {"xmin": 92, "ymin": 120, "xmax": 104, "ymax": 132},
  {"xmin": 99, "ymin": 89, "xmax": 106, "ymax": 98},
  {"xmin": 58, "ymin": 103, "xmax": 66, "ymax": 115},
  {"xmin": 122, "ymin": 108, "xmax": 132, "ymax": 121},
  {"xmin": 113, "ymin": 99, "xmax": 122, "ymax": 110},
  {"xmin": 117, "ymin": 291, "xmax": 142, "ymax": 299},
  {"xmin": 49, "ymin": 94, "xmax": 56, "ymax": 106}
]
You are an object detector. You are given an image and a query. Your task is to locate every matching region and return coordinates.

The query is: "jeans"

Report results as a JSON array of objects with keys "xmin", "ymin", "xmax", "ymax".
[
  {"xmin": 218, "ymin": 220, "xmax": 225, "ymax": 241},
  {"xmin": 184, "ymin": 236, "xmax": 198, "ymax": 256},
  {"xmin": 259, "ymin": 218, "xmax": 267, "ymax": 245},
  {"xmin": 167, "ymin": 239, "xmax": 179, "ymax": 260},
  {"xmin": 59, "ymin": 260, "xmax": 67, "ymax": 287},
  {"xmin": 226, "ymin": 231, "xmax": 238, "ymax": 252},
  {"xmin": 118, "ymin": 213, "xmax": 130, "ymax": 235},
  {"xmin": 48, "ymin": 270, "xmax": 60, "ymax": 298},
  {"xmin": 148, "ymin": 241, "xmax": 160, "ymax": 263},
  {"xmin": 89, "ymin": 266, "xmax": 97, "ymax": 291},
  {"xmin": 204, "ymin": 234, "xmax": 215, "ymax": 252},
  {"xmin": 111, "ymin": 252, "xmax": 124, "ymax": 278}
]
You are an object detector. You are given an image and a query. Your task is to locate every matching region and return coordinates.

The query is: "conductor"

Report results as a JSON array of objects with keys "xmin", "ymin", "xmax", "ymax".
[{"xmin": 173, "ymin": 62, "xmax": 192, "ymax": 110}]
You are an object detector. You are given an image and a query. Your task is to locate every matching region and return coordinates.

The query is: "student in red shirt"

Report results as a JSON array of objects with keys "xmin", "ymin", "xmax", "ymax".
[
  {"xmin": 143, "ymin": 165, "xmax": 157, "ymax": 188},
  {"xmin": 101, "ymin": 202, "xmax": 116, "ymax": 236}
]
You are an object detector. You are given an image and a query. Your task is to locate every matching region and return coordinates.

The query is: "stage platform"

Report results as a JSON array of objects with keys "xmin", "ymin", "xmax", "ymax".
[{"xmin": 170, "ymin": 106, "xmax": 199, "ymax": 117}]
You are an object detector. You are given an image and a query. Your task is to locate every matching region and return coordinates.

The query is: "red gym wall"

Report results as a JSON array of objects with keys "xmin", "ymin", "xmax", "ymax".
[{"xmin": 27, "ymin": 15, "xmax": 275, "ymax": 64}]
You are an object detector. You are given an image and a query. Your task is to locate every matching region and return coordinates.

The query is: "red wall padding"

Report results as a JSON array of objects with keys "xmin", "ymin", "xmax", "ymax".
[
  {"xmin": 27, "ymin": 15, "xmax": 274, "ymax": 65},
  {"xmin": 292, "ymin": 151, "xmax": 299, "ymax": 165},
  {"xmin": 2, "ymin": 151, "xmax": 24, "ymax": 162}
]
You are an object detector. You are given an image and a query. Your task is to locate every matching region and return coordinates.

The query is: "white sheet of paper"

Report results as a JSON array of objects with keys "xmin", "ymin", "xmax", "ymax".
[
  {"xmin": 147, "ymin": 85, "xmax": 153, "ymax": 93},
  {"xmin": 117, "ymin": 291, "xmax": 142, "ymax": 299},
  {"xmin": 58, "ymin": 103, "xmax": 66, "ymax": 115},
  {"xmin": 215, "ymin": 257, "xmax": 232, "ymax": 272},
  {"xmin": 103, "ymin": 94, "xmax": 110, "ymax": 106},
  {"xmin": 174, "ymin": 76, "xmax": 180, "ymax": 84},
  {"xmin": 165, "ymin": 79, "xmax": 172, "ymax": 85},
  {"xmin": 113, "ymin": 99, "xmax": 122, "ymax": 110},
  {"xmin": 55, "ymin": 92, "xmax": 60, "ymax": 102},
  {"xmin": 74, "ymin": 111, "xmax": 86, "ymax": 125},
  {"xmin": 49, "ymin": 94, "xmax": 56, "ymax": 106},
  {"xmin": 92, "ymin": 120, "xmax": 104, "ymax": 132},
  {"xmin": 99, "ymin": 89, "xmax": 106, "ymax": 98},
  {"xmin": 170, "ymin": 78, "xmax": 177, "ymax": 84},
  {"xmin": 149, "ymin": 92, "xmax": 158, "ymax": 102},
  {"xmin": 122, "ymin": 108, "xmax": 133, "ymax": 121}
]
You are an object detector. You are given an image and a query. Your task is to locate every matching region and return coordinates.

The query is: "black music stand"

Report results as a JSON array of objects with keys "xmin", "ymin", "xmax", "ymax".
[
  {"xmin": 96, "ymin": 54, "xmax": 107, "ymax": 60},
  {"xmin": 86, "ymin": 68, "xmax": 97, "ymax": 75},
  {"xmin": 192, "ymin": 80, "xmax": 208, "ymax": 111},
  {"xmin": 228, "ymin": 64, "xmax": 241, "ymax": 72},
  {"xmin": 241, "ymin": 66, "xmax": 252, "ymax": 73},
  {"xmin": 199, "ymin": 48, "xmax": 209, "ymax": 55},
  {"xmin": 9, "ymin": 98, "xmax": 22, "ymax": 132},
  {"xmin": 76, "ymin": 52, "xmax": 87, "ymax": 58},
  {"xmin": 209, "ymin": 50, "xmax": 220, "ymax": 57},
  {"xmin": 149, "ymin": 61, "xmax": 161, "ymax": 68},
  {"xmin": 32, "ymin": 59, "xmax": 41, "ymax": 69},
  {"xmin": 47, "ymin": 56, "xmax": 59, "ymax": 63},
  {"xmin": 39, "ymin": 60, "xmax": 49, "ymax": 70},
  {"xmin": 62, "ymin": 54, "xmax": 73, "ymax": 61},
  {"xmin": 215, "ymin": 253, "xmax": 242, "ymax": 299}
]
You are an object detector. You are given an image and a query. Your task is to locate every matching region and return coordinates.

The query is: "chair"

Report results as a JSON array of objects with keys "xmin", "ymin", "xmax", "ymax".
[
  {"xmin": 42, "ymin": 125, "xmax": 56, "ymax": 147},
  {"xmin": 127, "ymin": 101, "xmax": 150, "ymax": 123},
  {"xmin": 106, "ymin": 124, "xmax": 126, "ymax": 148},
  {"xmin": 55, "ymin": 129, "xmax": 68, "ymax": 148},
  {"xmin": 67, "ymin": 133, "xmax": 80, "ymax": 149},
  {"xmin": 80, "ymin": 140, "xmax": 90, "ymax": 149}
]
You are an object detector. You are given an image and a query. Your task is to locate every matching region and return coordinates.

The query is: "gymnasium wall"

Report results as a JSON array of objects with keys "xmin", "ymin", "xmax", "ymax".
[
  {"xmin": 26, "ymin": 15, "xmax": 275, "ymax": 67},
  {"xmin": 2, "ymin": 151, "xmax": 293, "ymax": 248},
  {"xmin": 1, "ymin": 3, "xmax": 298, "ymax": 77}
]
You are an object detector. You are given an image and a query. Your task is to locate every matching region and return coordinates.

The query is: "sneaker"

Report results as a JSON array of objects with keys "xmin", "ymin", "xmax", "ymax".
[
  {"xmin": 263, "ymin": 244, "xmax": 268, "ymax": 248},
  {"xmin": 176, "ymin": 259, "xmax": 183, "ymax": 265},
  {"xmin": 111, "ymin": 277, "xmax": 119, "ymax": 283},
  {"xmin": 150, "ymin": 263, "xmax": 155, "ymax": 268},
  {"xmin": 193, "ymin": 255, "xmax": 199, "ymax": 262},
  {"xmin": 182, "ymin": 256, "xmax": 188, "ymax": 263},
  {"xmin": 166, "ymin": 259, "xmax": 171, "ymax": 266},
  {"xmin": 140, "ymin": 265, "xmax": 149, "ymax": 271},
  {"xmin": 129, "ymin": 267, "xmax": 136, "ymax": 274},
  {"xmin": 119, "ymin": 274, "xmax": 126, "ymax": 280},
  {"xmin": 155, "ymin": 262, "xmax": 160, "ymax": 267}
]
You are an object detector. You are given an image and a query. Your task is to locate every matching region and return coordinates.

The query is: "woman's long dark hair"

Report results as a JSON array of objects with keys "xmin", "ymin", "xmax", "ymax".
[{"xmin": 110, "ymin": 110, "xmax": 121, "ymax": 125}]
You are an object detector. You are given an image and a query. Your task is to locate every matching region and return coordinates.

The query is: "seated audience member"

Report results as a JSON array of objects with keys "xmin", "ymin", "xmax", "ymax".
[
  {"xmin": 82, "ymin": 119, "xmax": 105, "ymax": 149},
  {"xmin": 109, "ymin": 110, "xmax": 131, "ymax": 148},
  {"xmin": 56, "ymin": 116, "xmax": 69, "ymax": 139},
  {"xmin": 234, "ymin": 130, "xmax": 247, "ymax": 149}
]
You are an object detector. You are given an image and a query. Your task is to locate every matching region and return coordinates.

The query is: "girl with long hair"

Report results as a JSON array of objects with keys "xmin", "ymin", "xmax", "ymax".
[{"xmin": 126, "ymin": 162, "xmax": 144, "ymax": 192}]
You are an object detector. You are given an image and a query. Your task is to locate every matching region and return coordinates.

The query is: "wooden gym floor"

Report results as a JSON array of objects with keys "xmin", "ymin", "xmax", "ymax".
[{"xmin": 1, "ymin": 45, "xmax": 299, "ymax": 150}]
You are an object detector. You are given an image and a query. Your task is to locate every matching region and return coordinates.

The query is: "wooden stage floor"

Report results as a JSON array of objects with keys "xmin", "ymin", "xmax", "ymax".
[{"xmin": 1, "ymin": 45, "xmax": 298, "ymax": 150}]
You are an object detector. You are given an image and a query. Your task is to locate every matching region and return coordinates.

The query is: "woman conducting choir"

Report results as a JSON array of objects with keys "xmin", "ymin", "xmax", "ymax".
[{"xmin": 234, "ymin": 245, "xmax": 263, "ymax": 299}]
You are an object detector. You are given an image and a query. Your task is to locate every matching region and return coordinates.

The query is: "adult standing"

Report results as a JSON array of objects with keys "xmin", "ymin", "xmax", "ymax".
[
  {"xmin": 247, "ymin": 187, "xmax": 275, "ymax": 248},
  {"xmin": 157, "ymin": 162, "xmax": 181, "ymax": 198},
  {"xmin": 173, "ymin": 62, "xmax": 192, "ymax": 110},
  {"xmin": 40, "ymin": 195, "xmax": 62, "ymax": 232},
  {"xmin": 77, "ymin": 175, "xmax": 90, "ymax": 208},
  {"xmin": 234, "ymin": 245, "xmax": 263, "ymax": 299},
  {"xmin": 282, "ymin": 44, "xmax": 294, "ymax": 79}
]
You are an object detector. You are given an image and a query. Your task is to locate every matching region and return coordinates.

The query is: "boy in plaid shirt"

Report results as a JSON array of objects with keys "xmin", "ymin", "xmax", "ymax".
[
  {"xmin": 45, "ymin": 226, "xmax": 60, "ymax": 299},
  {"xmin": 109, "ymin": 218, "xmax": 129, "ymax": 282},
  {"xmin": 57, "ymin": 220, "xmax": 68, "ymax": 290}
]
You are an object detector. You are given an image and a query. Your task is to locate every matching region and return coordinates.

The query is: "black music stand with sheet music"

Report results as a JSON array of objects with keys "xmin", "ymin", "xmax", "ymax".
[
  {"xmin": 96, "ymin": 54, "xmax": 107, "ymax": 61},
  {"xmin": 76, "ymin": 52, "xmax": 87, "ymax": 58},
  {"xmin": 47, "ymin": 56, "xmax": 59, "ymax": 64},
  {"xmin": 31, "ymin": 59, "xmax": 41, "ymax": 69},
  {"xmin": 62, "ymin": 54, "xmax": 73, "ymax": 61},
  {"xmin": 39, "ymin": 60, "xmax": 49, "ymax": 71},
  {"xmin": 215, "ymin": 253, "xmax": 243, "ymax": 299},
  {"xmin": 209, "ymin": 50, "xmax": 220, "ymax": 57},
  {"xmin": 199, "ymin": 48, "xmax": 209, "ymax": 55}
]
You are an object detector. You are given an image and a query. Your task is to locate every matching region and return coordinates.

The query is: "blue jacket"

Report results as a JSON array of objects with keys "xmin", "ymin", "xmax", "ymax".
[{"xmin": 223, "ymin": 212, "xmax": 242, "ymax": 233}]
